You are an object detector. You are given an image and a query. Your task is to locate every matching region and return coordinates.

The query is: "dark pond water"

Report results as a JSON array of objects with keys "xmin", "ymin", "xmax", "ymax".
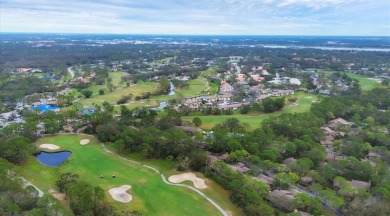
[
  {"xmin": 35, "ymin": 151, "xmax": 72, "ymax": 167},
  {"xmin": 150, "ymin": 101, "xmax": 168, "ymax": 111}
]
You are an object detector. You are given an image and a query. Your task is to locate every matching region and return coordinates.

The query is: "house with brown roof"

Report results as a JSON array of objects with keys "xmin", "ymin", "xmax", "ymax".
[
  {"xmin": 174, "ymin": 126, "xmax": 203, "ymax": 135},
  {"xmin": 283, "ymin": 157, "xmax": 297, "ymax": 166},
  {"xmin": 328, "ymin": 118, "xmax": 354, "ymax": 129},
  {"xmin": 236, "ymin": 73, "xmax": 247, "ymax": 82},
  {"xmin": 299, "ymin": 176, "xmax": 314, "ymax": 186},
  {"xmin": 333, "ymin": 179, "xmax": 371, "ymax": 193},
  {"xmin": 350, "ymin": 180, "xmax": 371, "ymax": 191},
  {"xmin": 220, "ymin": 80, "xmax": 233, "ymax": 92},
  {"xmin": 228, "ymin": 162, "xmax": 250, "ymax": 174},
  {"xmin": 253, "ymin": 174, "xmax": 275, "ymax": 186},
  {"xmin": 250, "ymin": 74, "xmax": 265, "ymax": 83},
  {"xmin": 269, "ymin": 189, "xmax": 301, "ymax": 211}
]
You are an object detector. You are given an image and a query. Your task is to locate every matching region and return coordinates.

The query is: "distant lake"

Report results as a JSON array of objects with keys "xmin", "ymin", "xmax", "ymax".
[
  {"xmin": 36, "ymin": 151, "xmax": 71, "ymax": 167},
  {"xmin": 262, "ymin": 45, "xmax": 390, "ymax": 52}
]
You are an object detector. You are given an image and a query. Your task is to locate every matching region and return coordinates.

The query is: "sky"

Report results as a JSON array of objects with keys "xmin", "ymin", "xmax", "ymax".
[{"xmin": 1, "ymin": 0, "xmax": 390, "ymax": 36}]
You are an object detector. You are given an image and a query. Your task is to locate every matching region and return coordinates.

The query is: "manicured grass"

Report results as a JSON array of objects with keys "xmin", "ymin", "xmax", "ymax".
[
  {"xmin": 346, "ymin": 73, "xmax": 381, "ymax": 91},
  {"xmin": 314, "ymin": 69, "xmax": 381, "ymax": 91},
  {"xmin": 175, "ymin": 76, "xmax": 209, "ymax": 98},
  {"xmin": 18, "ymin": 135, "xmax": 237, "ymax": 215},
  {"xmin": 76, "ymin": 71, "xmax": 128, "ymax": 96},
  {"xmin": 182, "ymin": 93, "xmax": 318, "ymax": 131},
  {"xmin": 109, "ymin": 71, "xmax": 127, "ymax": 86},
  {"xmin": 77, "ymin": 70, "xmax": 209, "ymax": 111},
  {"xmin": 105, "ymin": 148, "xmax": 244, "ymax": 216},
  {"xmin": 113, "ymin": 74, "xmax": 210, "ymax": 112},
  {"xmin": 149, "ymin": 57, "xmax": 173, "ymax": 65},
  {"xmin": 78, "ymin": 82, "xmax": 158, "ymax": 106}
]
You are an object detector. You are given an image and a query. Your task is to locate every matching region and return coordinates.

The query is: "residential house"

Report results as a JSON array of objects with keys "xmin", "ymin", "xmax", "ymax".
[
  {"xmin": 228, "ymin": 162, "xmax": 250, "ymax": 174},
  {"xmin": 328, "ymin": 118, "xmax": 354, "ymax": 129},
  {"xmin": 220, "ymin": 80, "xmax": 233, "ymax": 92},
  {"xmin": 283, "ymin": 157, "xmax": 297, "ymax": 166},
  {"xmin": 299, "ymin": 176, "xmax": 314, "ymax": 186},
  {"xmin": 250, "ymin": 74, "xmax": 265, "ymax": 82},
  {"xmin": 236, "ymin": 73, "xmax": 246, "ymax": 82},
  {"xmin": 253, "ymin": 174, "xmax": 274, "ymax": 186},
  {"xmin": 334, "ymin": 179, "xmax": 371, "ymax": 191},
  {"xmin": 269, "ymin": 190, "xmax": 300, "ymax": 211}
]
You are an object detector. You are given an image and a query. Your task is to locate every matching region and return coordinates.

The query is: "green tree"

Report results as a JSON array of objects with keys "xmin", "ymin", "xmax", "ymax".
[
  {"xmin": 56, "ymin": 172, "xmax": 79, "ymax": 192},
  {"xmin": 82, "ymin": 90, "xmax": 93, "ymax": 98},
  {"xmin": 293, "ymin": 193, "xmax": 323, "ymax": 215},
  {"xmin": 192, "ymin": 117, "xmax": 202, "ymax": 127},
  {"xmin": 0, "ymin": 137, "xmax": 32, "ymax": 164},
  {"xmin": 318, "ymin": 189, "xmax": 345, "ymax": 210}
]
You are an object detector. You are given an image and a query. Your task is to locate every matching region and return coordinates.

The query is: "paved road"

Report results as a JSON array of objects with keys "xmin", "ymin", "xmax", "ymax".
[
  {"xmin": 20, "ymin": 176, "xmax": 45, "ymax": 197},
  {"xmin": 100, "ymin": 143, "xmax": 229, "ymax": 216},
  {"xmin": 67, "ymin": 67, "xmax": 75, "ymax": 78},
  {"xmin": 233, "ymin": 63, "xmax": 241, "ymax": 73}
]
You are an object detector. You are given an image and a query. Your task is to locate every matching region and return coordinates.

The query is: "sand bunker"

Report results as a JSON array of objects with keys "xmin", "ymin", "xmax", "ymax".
[
  {"xmin": 49, "ymin": 189, "xmax": 66, "ymax": 201},
  {"xmin": 80, "ymin": 139, "xmax": 90, "ymax": 145},
  {"xmin": 39, "ymin": 144, "xmax": 60, "ymax": 150},
  {"xmin": 168, "ymin": 172, "xmax": 207, "ymax": 189},
  {"xmin": 108, "ymin": 185, "xmax": 132, "ymax": 203}
]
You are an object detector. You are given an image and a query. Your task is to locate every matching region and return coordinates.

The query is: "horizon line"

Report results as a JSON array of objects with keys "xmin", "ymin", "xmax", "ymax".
[{"xmin": 1, "ymin": 32, "xmax": 390, "ymax": 37}]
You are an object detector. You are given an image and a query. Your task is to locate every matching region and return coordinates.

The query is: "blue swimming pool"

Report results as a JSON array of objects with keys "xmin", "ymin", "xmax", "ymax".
[
  {"xmin": 35, "ymin": 151, "xmax": 72, "ymax": 167},
  {"xmin": 30, "ymin": 104, "xmax": 60, "ymax": 112}
]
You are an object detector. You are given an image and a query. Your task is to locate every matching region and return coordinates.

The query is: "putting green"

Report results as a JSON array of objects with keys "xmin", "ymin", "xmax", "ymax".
[{"xmin": 19, "ymin": 135, "xmax": 228, "ymax": 215}]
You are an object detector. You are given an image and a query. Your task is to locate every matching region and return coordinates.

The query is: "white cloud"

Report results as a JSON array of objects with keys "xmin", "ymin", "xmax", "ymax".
[{"xmin": 0, "ymin": 0, "xmax": 389, "ymax": 35}]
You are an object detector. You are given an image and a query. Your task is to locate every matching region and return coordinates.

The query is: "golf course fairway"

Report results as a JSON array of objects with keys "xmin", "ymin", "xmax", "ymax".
[{"xmin": 19, "ymin": 134, "xmax": 232, "ymax": 215}]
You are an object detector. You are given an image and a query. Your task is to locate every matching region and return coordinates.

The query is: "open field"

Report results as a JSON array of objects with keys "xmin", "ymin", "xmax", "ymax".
[
  {"xmin": 78, "ymin": 82, "xmax": 158, "ymax": 106},
  {"xmin": 18, "ymin": 135, "xmax": 241, "ymax": 216},
  {"xmin": 149, "ymin": 57, "xmax": 173, "ymax": 66},
  {"xmin": 182, "ymin": 93, "xmax": 318, "ymax": 131},
  {"xmin": 314, "ymin": 69, "xmax": 382, "ymax": 91},
  {"xmin": 117, "ymin": 74, "xmax": 210, "ymax": 111},
  {"xmin": 75, "ymin": 70, "xmax": 210, "ymax": 111},
  {"xmin": 76, "ymin": 71, "xmax": 129, "ymax": 96},
  {"xmin": 346, "ymin": 73, "xmax": 382, "ymax": 91},
  {"xmin": 176, "ymin": 76, "xmax": 209, "ymax": 98}
]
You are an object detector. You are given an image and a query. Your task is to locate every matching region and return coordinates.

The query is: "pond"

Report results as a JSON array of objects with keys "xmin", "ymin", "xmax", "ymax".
[
  {"xmin": 150, "ymin": 101, "xmax": 168, "ymax": 111},
  {"xmin": 30, "ymin": 104, "xmax": 60, "ymax": 112},
  {"xmin": 35, "ymin": 151, "xmax": 72, "ymax": 167}
]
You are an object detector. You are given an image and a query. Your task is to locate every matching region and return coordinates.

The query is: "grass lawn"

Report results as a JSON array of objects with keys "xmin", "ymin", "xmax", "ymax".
[
  {"xmin": 149, "ymin": 57, "xmax": 173, "ymax": 66},
  {"xmin": 111, "ymin": 75, "xmax": 210, "ymax": 112},
  {"xmin": 182, "ymin": 93, "xmax": 318, "ymax": 131},
  {"xmin": 76, "ymin": 71, "xmax": 129, "ymax": 96},
  {"xmin": 18, "ymin": 135, "xmax": 240, "ymax": 216},
  {"xmin": 77, "ymin": 70, "xmax": 209, "ymax": 111},
  {"xmin": 175, "ymin": 76, "xmax": 209, "ymax": 98},
  {"xmin": 314, "ymin": 69, "xmax": 381, "ymax": 91},
  {"xmin": 78, "ymin": 82, "xmax": 158, "ymax": 106},
  {"xmin": 346, "ymin": 73, "xmax": 382, "ymax": 91},
  {"xmin": 109, "ymin": 71, "xmax": 127, "ymax": 86}
]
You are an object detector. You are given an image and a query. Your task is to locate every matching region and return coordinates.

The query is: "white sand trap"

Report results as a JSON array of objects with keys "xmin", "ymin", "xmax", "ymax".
[
  {"xmin": 49, "ymin": 189, "xmax": 66, "ymax": 201},
  {"xmin": 108, "ymin": 185, "xmax": 132, "ymax": 203},
  {"xmin": 168, "ymin": 172, "xmax": 208, "ymax": 189},
  {"xmin": 39, "ymin": 144, "xmax": 60, "ymax": 150},
  {"xmin": 80, "ymin": 139, "xmax": 90, "ymax": 145}
]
